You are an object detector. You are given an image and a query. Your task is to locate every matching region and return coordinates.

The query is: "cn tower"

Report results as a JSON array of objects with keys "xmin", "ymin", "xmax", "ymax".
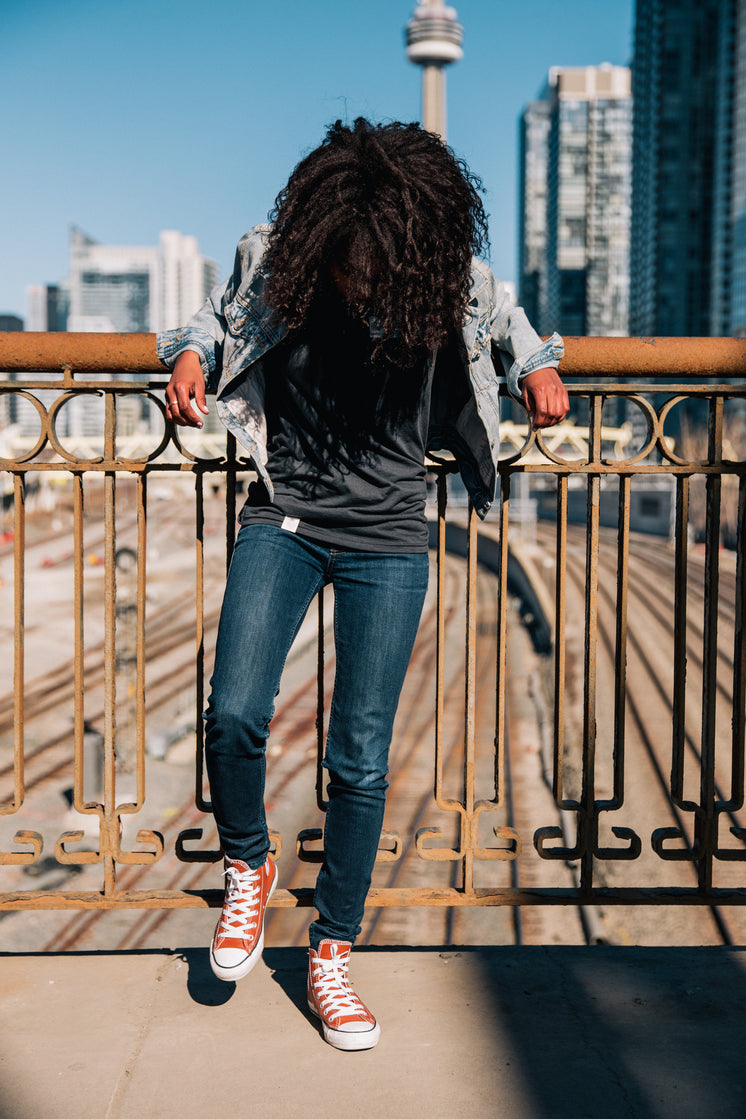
[{"xmin": 405, "ymin": 0, "xmax": 463, "ymax": 140}]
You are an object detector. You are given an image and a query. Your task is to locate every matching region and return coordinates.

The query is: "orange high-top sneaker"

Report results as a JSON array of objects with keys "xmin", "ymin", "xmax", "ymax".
[
  {"xmin": 307, "ymin": 939, "xmax": 380, "ymax": 1051},
  {"xmin": 210, "ymin": 855, "xmax": 277, "ymax": 981}
]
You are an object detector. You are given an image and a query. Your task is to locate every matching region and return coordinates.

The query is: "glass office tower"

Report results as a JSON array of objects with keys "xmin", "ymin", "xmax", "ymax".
[
  {"xmin": 630, "ymin": 0, "xmax": 746, "ymax": 337},
  {"xmin": 519, "ymin": 65, "xmax": 632, "ymax": 338}
]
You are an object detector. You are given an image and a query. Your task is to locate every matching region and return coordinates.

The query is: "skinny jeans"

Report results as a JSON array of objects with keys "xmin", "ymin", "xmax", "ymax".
[{"xmin": 204, "ymin": 523, "xmax": 429, "ymax": 949}]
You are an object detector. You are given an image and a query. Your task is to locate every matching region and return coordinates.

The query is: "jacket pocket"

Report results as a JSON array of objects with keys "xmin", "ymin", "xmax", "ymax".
[{"xmin": 225, "ymin": 296, "xmax": 251, "ymax": 337}]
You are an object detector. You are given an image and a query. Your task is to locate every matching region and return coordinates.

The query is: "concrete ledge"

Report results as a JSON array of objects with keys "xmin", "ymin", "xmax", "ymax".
[{"xmin": 1, "ymin": 946, "xmax": 745, "ymax": 1119}]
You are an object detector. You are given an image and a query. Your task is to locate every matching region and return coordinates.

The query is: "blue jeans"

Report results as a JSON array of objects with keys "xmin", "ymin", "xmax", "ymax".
[{"xmin": 204, "ymin": 523, "xmax": 429, "ymax": 949}]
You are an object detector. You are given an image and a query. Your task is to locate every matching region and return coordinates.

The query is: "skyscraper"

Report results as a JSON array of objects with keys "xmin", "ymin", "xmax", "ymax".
[
  {"xmin": 23, "ymin": 229, "xmax": 219, "ymax": 439},
  {"xmin": 25, "ymin": 285, "xmax": 68, "ymax": 332},
  {"xmin": 519, "ymin": 65, "xmax": 633, "ymax": 338},
  {"xmin": 68, "ymin": 228, "xmax": 158, "ymax": 333},
  {"xmin": 159, "ymin": 230, "xmax": 219, "ymax": 332},
  {"xmin": 518, "ymin": 99, "xmax": 551, "ymax": 329},
  {"xmin": 630, "ymin": 0, "xmax": 746, "ymax": 337},
  {"xmin": 66, "ymin": 228, "xmax": 218, "ymax": 334},
  {"xmin": 730, "ymin": 0, "xmax": 746, "ymax": 336}
]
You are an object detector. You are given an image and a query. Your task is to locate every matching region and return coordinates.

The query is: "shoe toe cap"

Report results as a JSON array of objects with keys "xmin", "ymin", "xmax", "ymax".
[
  {"xmin": 336, "ymin": 1016, "xmax": 377, "ymax": 1033},
  {"xmin": 212, "ymin": 945, "xmax": 251, "ymax": 969}
]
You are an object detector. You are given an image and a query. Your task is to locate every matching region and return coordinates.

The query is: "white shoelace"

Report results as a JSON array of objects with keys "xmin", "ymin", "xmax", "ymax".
[
  {"xmin": 217, "ymin": 864, "xmax": 261, "ymax": 937},
  {"xmin": 310, "ymin": 951, "xmax": 367, "ymax": 1023}
]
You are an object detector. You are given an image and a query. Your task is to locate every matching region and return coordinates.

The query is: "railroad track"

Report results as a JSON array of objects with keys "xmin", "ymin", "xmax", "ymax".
[
  {"xmin": 29, "ymin": 560, "xmax": 469, "ymax": 950},
  {"xmin": 0, "ymin": 596, "xmax": 226, "ymax": 802},
  {"xmin": 1, "ymin": 517, "xmax": 741, "ymax": 950},
  {"xmin": 27, "ymin": 543, "xmax": 589, "ymax": 951},
  {"xmin": 536, "ymin": 520, "xmax": 742, "ymax": 945}
]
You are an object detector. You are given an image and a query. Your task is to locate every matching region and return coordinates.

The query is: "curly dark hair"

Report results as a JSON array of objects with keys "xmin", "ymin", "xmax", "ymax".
[{"xmin": 264, "ymin": 118, "xmax": 489, "ymax": 366}]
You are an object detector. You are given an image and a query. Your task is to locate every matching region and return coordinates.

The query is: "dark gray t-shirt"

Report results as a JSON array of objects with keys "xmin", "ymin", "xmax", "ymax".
[{"xmin": 238, "ymin": 302, "xmax": 434, "ymax": 552}]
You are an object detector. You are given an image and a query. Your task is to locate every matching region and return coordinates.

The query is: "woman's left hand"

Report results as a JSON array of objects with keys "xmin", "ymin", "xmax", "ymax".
[{"xmin": 521, "ymin": 368, "xmax": 570, "ymax": 430}]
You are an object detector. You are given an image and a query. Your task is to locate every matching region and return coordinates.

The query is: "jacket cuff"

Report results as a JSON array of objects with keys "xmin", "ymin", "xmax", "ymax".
[
  {"xmin": 506, "ymin": 332, "xmax": 564, "ymax": 400},
  {"xmin": 156, "ymin": 328, "xmax": 218, "ymax": 378}
]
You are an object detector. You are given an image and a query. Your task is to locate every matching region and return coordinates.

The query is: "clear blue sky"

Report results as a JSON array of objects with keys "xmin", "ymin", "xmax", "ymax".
[{"xmin": 1, "ymin": 0, "xmax": 633, "ymax": 321}]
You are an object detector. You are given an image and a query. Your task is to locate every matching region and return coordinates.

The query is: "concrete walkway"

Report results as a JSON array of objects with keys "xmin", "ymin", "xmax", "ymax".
[{"xmin": 1, "ymin": 945, "xmax": 745, "ymax": 1119}]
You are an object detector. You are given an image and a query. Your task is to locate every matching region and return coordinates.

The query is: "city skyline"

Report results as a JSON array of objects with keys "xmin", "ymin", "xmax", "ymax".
[{"xmin": 1, "ymin": 0, "xmax": 633, "ymax": 321}]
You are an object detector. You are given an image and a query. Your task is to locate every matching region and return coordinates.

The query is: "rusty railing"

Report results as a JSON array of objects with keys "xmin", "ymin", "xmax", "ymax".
[{"xmin": 0, "ymin": 333, "xmax": 744, "ymax": 916}]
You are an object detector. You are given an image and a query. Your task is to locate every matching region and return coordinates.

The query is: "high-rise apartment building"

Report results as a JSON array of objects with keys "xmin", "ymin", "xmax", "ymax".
[
  {"xmin": 159, "ymin": 230, "xmax": 220, "ymax": 331},
  {"xmin": 518, "ymin": 99, "xmax": 551, "ymax": 329},
  {"xmin": 68, "ymin": 228, "xmax": 158, "ymax": 333},
  {"xmin": 631, "ymin": 0, "xmax": 746, "ymax": 336},
  {"xmin": 66, "ymin": 228, "xmax": 218, "ymax": 334},
  {"xmin": 519, "ymin": 65, "xmax": 633, "ymax": 338}
]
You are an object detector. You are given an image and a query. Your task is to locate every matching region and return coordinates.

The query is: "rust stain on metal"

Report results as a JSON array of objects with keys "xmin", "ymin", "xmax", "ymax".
[
  {"xmin": 558, "ymin": 335, "xmax": 746, "ymax": 377},
  {"xmin": 0, "ymin": 332, "xmax": 745, "ymax": 376},
  {"xmin": 0, "ymin": 332, "xmax": 159, "ymax": 374},
  {"xmin": 0, "ymin": 335, "xmax": 744, "ymax": 916}
]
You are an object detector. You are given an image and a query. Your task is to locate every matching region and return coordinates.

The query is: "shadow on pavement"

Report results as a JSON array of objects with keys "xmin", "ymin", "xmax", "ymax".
[
  {"xmin": 477, "ymin": 945, "xmax": 746, "ymax": 1119},
  {"xmin": 263, "ymin": 945, "xmax": 315, "ymax": 1026},
  {"xmin": 180, "ymin": 946, "xmax": 237, "ymax": 1006}
]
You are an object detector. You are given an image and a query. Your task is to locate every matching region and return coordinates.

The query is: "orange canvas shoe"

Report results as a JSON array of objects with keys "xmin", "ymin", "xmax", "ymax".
[
  {"xmin": 307, "ymin": 939, "xmax": 381, "ymax": 1051},
  {"xmin": 210, "ymin": 855, "xmax": 277, "ymax": 981}
]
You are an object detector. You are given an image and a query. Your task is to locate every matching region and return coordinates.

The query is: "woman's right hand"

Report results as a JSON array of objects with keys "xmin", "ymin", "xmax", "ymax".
[{"xmin": 166, "ymin": 350, "xmax": 210, "ymax": 428}]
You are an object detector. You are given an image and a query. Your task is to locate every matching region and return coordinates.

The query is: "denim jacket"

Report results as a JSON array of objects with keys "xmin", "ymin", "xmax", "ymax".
[{"xmin": 157, "ymin": 225, "xmax": 563, "ymax": 518}]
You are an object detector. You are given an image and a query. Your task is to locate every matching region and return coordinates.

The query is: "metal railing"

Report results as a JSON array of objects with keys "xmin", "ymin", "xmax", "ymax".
[{"xmin": 0, "ymin": 333, "xmax": 744, "ymax": 915}]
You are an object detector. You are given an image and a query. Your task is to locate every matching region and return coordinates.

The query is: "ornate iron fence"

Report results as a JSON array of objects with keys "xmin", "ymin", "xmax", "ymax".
[{"xmin": 0, "ymin": 333, "xmax": 744, "ymax": 915}]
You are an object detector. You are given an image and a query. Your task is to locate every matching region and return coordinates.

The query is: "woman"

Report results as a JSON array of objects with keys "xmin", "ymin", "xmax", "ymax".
[{"xmin": 158, "ymin": 118, "xmax": 568, "ymax": 1051}]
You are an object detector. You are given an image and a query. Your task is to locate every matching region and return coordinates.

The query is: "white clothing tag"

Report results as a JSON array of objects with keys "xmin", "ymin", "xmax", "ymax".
[{"xmin": 281, "ymin": 516, "xmax": 300, "ymax": 533}]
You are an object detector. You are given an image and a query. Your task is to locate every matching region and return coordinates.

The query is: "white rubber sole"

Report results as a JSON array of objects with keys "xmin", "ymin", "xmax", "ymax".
[
  {"xmin": 209, "ymin": 868, "xmax": 277, "ymax": 982},
  {"xmin": 307, "ymin": 1001, "xmax": 381, "ymax": 1051}
]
